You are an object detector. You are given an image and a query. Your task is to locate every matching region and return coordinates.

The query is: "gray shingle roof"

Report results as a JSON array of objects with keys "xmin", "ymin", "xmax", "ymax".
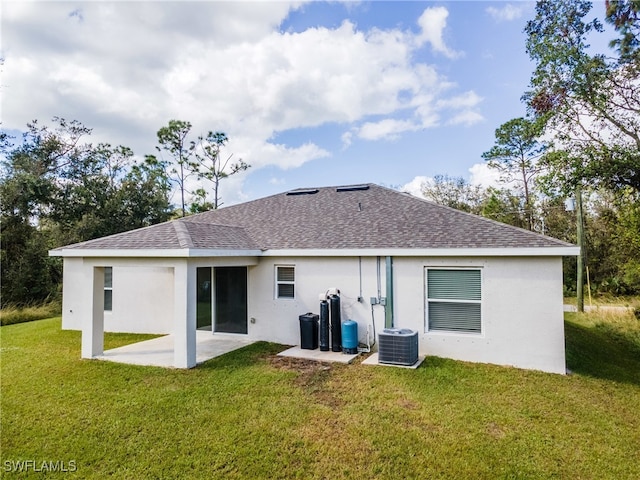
[
  {"xmin": 55, "ymin": 184, "xmax": 574, "ymax": 252},
  {"xmin": 58, "ymin": 220, "xmax": 258, "ymax": 250}
]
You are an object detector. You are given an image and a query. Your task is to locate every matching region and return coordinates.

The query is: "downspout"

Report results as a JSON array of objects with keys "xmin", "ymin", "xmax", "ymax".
[{"xmin": 385, "ymin": 256, "xmax": 394, "ymax": 328}]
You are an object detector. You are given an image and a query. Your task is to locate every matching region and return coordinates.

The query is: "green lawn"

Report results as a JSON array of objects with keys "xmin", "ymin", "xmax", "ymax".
[{"xmin": 1, "ymin": 313, "xmax": 639, "ymax": 479}]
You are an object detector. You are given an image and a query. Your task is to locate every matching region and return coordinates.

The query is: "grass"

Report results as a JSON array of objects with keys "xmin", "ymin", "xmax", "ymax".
[
  {"xmin": 565, "ymin": 309, "xmax": 640, "ymax": 383},
  {"xmin": 0, "ymin": 301, "xmax": 62, "ymax": 326},
  {"xmin": 1, "ymin": 313, "xmax": 639, "ymax": 479},
  {"xmin": 563, "ymin": 294, "xmax": 640, "ymax": 308}
]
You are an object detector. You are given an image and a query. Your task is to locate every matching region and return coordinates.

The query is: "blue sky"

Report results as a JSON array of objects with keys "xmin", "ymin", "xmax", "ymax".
[{"xmin": 0, "ymin": 1, "xmax": 613, "ymax": 206}]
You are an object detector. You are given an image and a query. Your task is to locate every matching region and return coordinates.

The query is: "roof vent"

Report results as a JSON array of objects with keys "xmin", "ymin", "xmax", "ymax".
[
  {"xmin": 336, "ymin": 185, "xmax": 370, "ymax": 192},
  {"xmin": 286, "ymin": 189, "xmax": 319, "ymax": 196}
]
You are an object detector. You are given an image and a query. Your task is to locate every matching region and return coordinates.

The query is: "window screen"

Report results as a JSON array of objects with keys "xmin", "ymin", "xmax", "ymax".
[
  {"xmin": 276, "ymin": 266, "xmax": 295, "ymax": 299},
  {"xmin": 426, "ymin": 269, "xmax": 481, "ymax": 333}
]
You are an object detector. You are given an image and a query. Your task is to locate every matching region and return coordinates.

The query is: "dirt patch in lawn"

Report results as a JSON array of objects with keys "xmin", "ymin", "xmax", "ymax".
[
  {"xmin": 267, "ymin": 355, "xmax": 332, "ymax": 375},
  {"xmin": 266, "ymin": 355, "xmax": 342, "ymax": 407}
]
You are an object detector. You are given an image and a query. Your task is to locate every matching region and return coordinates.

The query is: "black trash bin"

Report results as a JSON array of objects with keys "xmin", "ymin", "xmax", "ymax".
[{"xmin": 299, "ymin": 313, "xmax": 319, "ymax": 350}]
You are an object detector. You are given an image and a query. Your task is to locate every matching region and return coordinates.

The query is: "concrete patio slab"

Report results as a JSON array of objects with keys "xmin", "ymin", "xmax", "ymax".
[
  {"xmin": 96, "ymin": 331, "xmax": 253, "ymax": 368},
  {"xmin": 361, "ymin": 352, "xmax": 426, "ymax": 369},
  {"xmin": 278, "ymin": 346, "xmax": 360, "ymax": 364}
]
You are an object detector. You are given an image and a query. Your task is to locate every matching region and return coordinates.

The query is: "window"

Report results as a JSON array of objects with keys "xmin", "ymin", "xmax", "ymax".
[
  {"xmin": 104, "ymin": 267, "xmax": 113, "ymax": 312},
  {"xmin": 275, "ymin": 266, "xmax": 295, "ymax": 299},
  {"xmin": 426, "ymin": 268, "xmax": 481, "ymax": 334}
]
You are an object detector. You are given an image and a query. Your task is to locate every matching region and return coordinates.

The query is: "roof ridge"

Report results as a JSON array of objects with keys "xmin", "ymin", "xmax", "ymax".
[
  {"xmin": 173, "ymin": 221, "xmax": 194, "ymax": 249},
  {"xmin": 287, "ymin": 182, "xmax": 374, "ymax": 192},
  {"xmin": 181, "ymin": 219, "xmax": 244, "ymax": 228}
]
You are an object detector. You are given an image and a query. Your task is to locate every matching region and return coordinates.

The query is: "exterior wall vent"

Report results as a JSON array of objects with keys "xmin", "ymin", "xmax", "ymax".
[{"xmin": 336, "ymin": 185, "xmax": 370, "ymax": 192}]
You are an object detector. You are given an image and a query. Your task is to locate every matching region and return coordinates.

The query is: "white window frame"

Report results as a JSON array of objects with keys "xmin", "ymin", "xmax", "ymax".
[
  {"xmin": 104, "ymin": 266, "xmax": 113, "ymax": 312},
  {"xmin": 425, "ymin": 267, "xmax": 482, "ymax": 335},
  {"xmin": 275, "ymin": 265, "xmax": 295, "ymax": 299}
]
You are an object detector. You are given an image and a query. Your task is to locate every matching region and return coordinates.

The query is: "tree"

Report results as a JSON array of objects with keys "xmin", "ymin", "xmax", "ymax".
[
  {"xmin": 606, "ymin": 0, "xmax": 640, "ymax": 65},
  {"xmin": 0, "ymin": 118, "xmax": 91, "ymax": 305},
  {"xmin": 1, "ymin": 118, "xmax": 92, "ymax": 221},
  {"xmin": 1, "ymin": 118, "xmax": 172, "ymax": 306},
  {"xmin": 46, "ymin": 144, "xmax": 172, "ymax": 244},
  {"xmin": 524, "ymin": 0, "xmax": 640, "ymax": 193},
  {"xmin": 156, "ymin": 120, "xmax": 197, "ymax": 217},
  {"xmin": 588, "ymin": 187, "xmax": 640, "ymax": 294},
  {"xmin": 193, "ymin": 131, "xmax": 249, "ymax": 209},
  {"xmin": 0, "ymin": 217, "xmax": 60, "ymax": 306},
  {"xmin": 419, "ymin": 175, "xmax": 485, "ymax": 213},
  {"xmin": 188, "ymin": 188, "xmax": 215, "ymax": 214},
  {"xmin": 481, "ymin": 117, "xmax": 546, "ymax": 230},
  {"xmin": 116, "ymin": 155, "xmax": 173, "ymax": 230},
  {"xmin": 480, "ymin": 188, "xmax": 530, "ymax": 230},
  {"xmin": 418, "ymin": 176, "xmax": 529, "ymax": 229}
]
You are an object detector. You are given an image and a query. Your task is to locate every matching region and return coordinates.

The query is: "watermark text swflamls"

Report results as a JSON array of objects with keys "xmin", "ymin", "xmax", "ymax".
[{"xmin": 4, "ymin": 460, "xmax": 77, "ymax": 473}]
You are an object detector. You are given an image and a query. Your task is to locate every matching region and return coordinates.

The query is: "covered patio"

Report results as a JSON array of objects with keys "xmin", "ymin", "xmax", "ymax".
[{"xmin": 96, "ymin": 331, "xmax": 254, "ymax": 368}]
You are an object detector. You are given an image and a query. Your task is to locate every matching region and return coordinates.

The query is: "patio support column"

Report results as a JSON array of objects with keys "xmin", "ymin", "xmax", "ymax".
[
  {"xmin": 174, "ymin": 260, "xmax": 197, "ymax": 368},
  {"xmin": 82, "ymin": 267, "xmax": 104, "ymax": 358}
]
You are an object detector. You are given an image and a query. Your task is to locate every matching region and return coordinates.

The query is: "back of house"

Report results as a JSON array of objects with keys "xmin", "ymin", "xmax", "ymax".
[{"xmin": 51, "ymin": 184, "xmax": 578, "ymax": 373}]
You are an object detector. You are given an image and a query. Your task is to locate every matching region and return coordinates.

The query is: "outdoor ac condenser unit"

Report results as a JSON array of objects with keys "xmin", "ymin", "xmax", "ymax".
[{"xmin": 378, "ymin": 328, "xmax": 418, "ymax": 366}]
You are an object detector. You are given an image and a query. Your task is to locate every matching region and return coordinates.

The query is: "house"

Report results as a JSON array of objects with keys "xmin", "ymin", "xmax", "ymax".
[{"xmin": 50, "ymin": 184, "xmax": 579, "ymax": 373}]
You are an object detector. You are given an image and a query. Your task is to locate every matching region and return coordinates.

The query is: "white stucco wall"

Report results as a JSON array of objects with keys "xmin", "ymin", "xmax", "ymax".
[
  {"xmin": 61, "ymin": 258, "xmax": 174, "ymax": 334},
  {"xmin": 62, "ymin": 253, "xmax": 566, "ymax": 373},
  {"xmin": 247, "ymin": 255, "xmax": 565, "ymax": 373},
  {"xmin": 392, "ymin": 256, "xmax": 566, "ymax": 374},
  {"xmin": 247, "ymin": 256, "xmax": 384, "ymax": 346},
  {"xmin": 61, "ymin": 257, "xmax": 84, "ymax": 330}
]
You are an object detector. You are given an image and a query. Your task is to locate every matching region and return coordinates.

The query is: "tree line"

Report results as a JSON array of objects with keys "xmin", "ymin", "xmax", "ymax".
[
  {"xmin": 1, "ymin": 0, "xmax": 638, "ymax": 306},
  {"xmin": 421, "ymin": 0, "xmax": 640, "ymax": 296},
  {"xmin": 0, "ymin": 119, "xmax": 248, "ymax": 306}
]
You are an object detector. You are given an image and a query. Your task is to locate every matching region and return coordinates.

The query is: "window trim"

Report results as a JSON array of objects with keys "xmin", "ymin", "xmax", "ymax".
[
  {"xmin": 275, "ymin": 265, "xmax": 295, "ymax": 299},
  {"xmin": 425, "ymin": 267, "xmax": 483, "ymax": 335},
  {"xmin": 104, "ymin": 266, "xmax": 113, "ymax": 312}
]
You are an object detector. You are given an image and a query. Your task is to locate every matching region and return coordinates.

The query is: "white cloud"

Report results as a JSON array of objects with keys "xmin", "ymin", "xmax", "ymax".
[
  {"xmin": 415, "ymin": 6, "xmax": 461, "ymax": 59},
  {"xmin": 468, "ymin": 162, "xmax": 502, "ymax": 189},
  {"xmin": 356, "ymin": 118, "xmax": 422, "ymax": 141},
  {"xmin": 447, "ymin": 110, "xmax": 484, "ymax": 126},
  {"xmin": 341, "ymin": 131, "xmax": 353, "ymax": 149},
  {"xmin": 2, "ymin": 2, "xmax": 481, "ymax": 200},
  {"xmin": 436, "ymin": 91, "xmax": 482, "ymax": 110},
  {"xmin": 401, "ymin": 176, "xmax": 432, "ymax": 197},
  {"xmin": 486, "ymin": 4, "xmax": 524, "ymax": 22},
  {"xmin": 437, "ymin": 91, "xmax": 484, "ymax": 126}
]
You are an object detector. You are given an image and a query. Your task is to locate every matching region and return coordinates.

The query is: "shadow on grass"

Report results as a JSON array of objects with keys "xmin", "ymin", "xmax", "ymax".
[
  {"xmin": 565, "ymin": 320, "xmax": 640, "ymax": 386},
  {"xmin": 197, "ymin": 341, "xmax": 287, "ymax": 370}
]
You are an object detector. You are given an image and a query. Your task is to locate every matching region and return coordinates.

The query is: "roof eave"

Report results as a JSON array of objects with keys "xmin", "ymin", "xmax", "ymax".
[
  {"xmin": 260, "ymin": 247, "xmax": 580, "ymax": 257},
  {"xmin": 49, "ymin": 248, "xmax": 263, "ymax": 258},
  {"xmin": 49, "ymin": 246, "xmax": 579, "ymax": 258}
]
